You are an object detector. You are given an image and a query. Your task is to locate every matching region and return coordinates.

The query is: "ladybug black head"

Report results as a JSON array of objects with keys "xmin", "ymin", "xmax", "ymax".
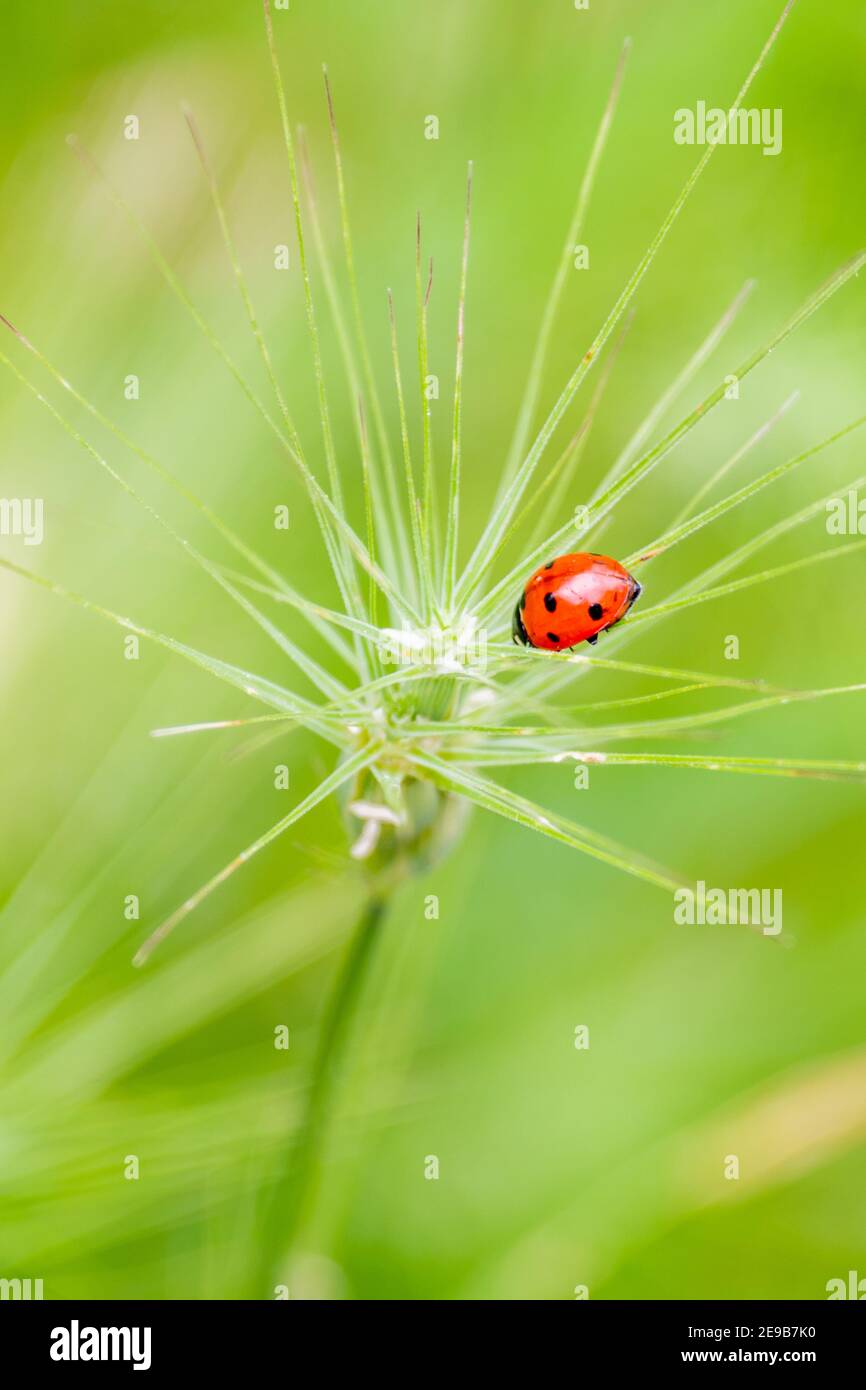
[{"xmin": 512, "ymin": 601, "xmax": 530, "ymax": 647}]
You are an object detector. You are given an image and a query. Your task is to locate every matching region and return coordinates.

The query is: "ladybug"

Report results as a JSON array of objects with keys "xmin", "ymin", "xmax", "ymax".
[{"xmin": 512, "ymin": 552, "xmax": 642, "ymax": 651}]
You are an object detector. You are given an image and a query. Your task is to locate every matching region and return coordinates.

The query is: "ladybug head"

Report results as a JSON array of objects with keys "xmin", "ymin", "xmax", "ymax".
[{"xmin": 512, "ymin": 600, "xmax": 530, "ymax": 647}]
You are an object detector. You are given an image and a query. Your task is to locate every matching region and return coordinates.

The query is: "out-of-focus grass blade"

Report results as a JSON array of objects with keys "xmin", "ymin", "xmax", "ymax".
[{"xmin": 0, "ymin": 556, "xmax": 348, "ymax": 745}]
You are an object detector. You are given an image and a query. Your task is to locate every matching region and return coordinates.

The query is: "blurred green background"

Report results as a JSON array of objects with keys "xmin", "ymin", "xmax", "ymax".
[{"xmin": 1, "ymin": 0, "xmax": 865, "ymax": 1300}]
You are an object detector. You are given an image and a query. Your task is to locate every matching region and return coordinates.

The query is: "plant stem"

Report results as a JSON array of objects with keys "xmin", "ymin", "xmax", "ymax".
[{"xmin": 262, "ymin": 893, "xmax": 387, "ymax": 1290}]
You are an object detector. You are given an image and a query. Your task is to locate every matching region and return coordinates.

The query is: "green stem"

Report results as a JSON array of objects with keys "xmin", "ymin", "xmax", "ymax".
[{"xmin": 262, "ymin": 894, "xmax": 387, "ymax": 1289}]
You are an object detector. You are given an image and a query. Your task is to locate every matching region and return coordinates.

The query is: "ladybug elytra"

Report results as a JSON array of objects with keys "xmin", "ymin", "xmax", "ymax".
[{"xmin": 512, "ymin": 552, "xmax": 641, "ymax": 651}]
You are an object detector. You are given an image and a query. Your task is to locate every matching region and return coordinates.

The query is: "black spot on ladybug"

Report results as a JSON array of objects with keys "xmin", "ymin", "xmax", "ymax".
[
  {"xmin": 544, "ymin": 561, "xmax": 554, "ymax": 570},
  {"xmin": 546, "ymin": 632, "xmax": 560, "ymax": 644},
  {"xmin": 588, "ymin": 602, "xmax": 603, "ymax": 620},
  {"xmin": 543, "ymin": 592, "xmax": 557, "ymax": 613}
]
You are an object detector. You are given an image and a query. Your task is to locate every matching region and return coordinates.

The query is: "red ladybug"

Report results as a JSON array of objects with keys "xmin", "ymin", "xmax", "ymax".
[{"xmin": 512, "ymin": 552, "xmax": 642, "ymax": 651}]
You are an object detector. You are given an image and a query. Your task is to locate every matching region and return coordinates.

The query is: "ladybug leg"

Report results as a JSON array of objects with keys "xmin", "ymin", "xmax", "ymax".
[{"xmin": 585, "ymin": 633, "xmax": 598, "ymax": 646}]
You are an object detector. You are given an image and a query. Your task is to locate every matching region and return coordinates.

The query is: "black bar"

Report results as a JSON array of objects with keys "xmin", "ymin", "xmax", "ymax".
[{"xmin": 1, "ymin": 1298, "xmax": 862, "ymax": 1372}]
